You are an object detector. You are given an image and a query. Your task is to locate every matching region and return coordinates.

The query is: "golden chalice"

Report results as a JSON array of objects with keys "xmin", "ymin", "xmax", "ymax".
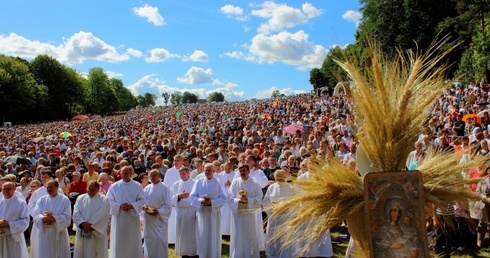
[
  {"xmin": 238, "ymin": 189, "xmax": 247, "ymax": 197},
  {"xmin": 203, "ymin": 194, "xmax": 211, "ymax": 200},
  {"xmin": 0, "ymin": 219, "xmax": 4, "ymax": 234}
]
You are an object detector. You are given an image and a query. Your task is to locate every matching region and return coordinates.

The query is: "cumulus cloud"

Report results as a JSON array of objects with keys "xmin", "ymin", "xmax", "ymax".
[
  {"xmin": 176, "ymin": 66, "xmax": 213, "ymax": 84},
  {"xmin": 0, "ymin": 32, "xmax": 138, "ymax": 64},
  {"xmin": 342, "ymin": 10, "xmax": 362, "ymax": 26},
  {"xmin": 254, "ymin": 86, "xmax": 306, "ymax": 99},
  {"xmin": 145, "ymin": 48, "xmax": 179, "ymax": 62},
  {"xmin": 128, "ymin": 74, "xmax": 246, "ymax": 104},
  {"xmin": 106, "ymin": 71, "xmax": 123, "ymax": 78},
  {"xmin": 182, "ymin": 50, "xmax": 208, "ymax": 62},
  {"xmin": 133, "ymin": 3, "xmax": 165, "ymax": 26},
  {"xmin": 220, "ymin": 4, "xmax": 247, "ymax": 21},
  {"xmin": 251, "ymin": 1, "xmax": 322, "ymax": 34},
  {"xmin": 224, "ymin": 30, "xmax": 327, "ymax": 70},
  {"xmin": 126, "ymin": 48, "xmax": 143, "ymax": 58}
]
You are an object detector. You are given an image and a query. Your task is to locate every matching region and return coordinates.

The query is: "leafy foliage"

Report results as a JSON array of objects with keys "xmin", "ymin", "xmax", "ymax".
[
  {"xmin": 208, "ymin": 91, "xmax": 225, "ymax": 102},
  {"xmin": 181, "ymin": 91, "xmax": 199, "ymax": 103}
]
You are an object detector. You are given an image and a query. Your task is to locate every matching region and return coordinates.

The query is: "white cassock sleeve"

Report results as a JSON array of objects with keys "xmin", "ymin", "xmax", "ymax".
[
  {"xmin": 211, "ymin": 180, "xmax": 227, "ymax": 212},
  {"xmin": 156, "ymin": 185, "xmax": 172, "ymax": 221},
  {"xmin": 7, "ymin": 199, "xmax": 29, "ymax": 242}
]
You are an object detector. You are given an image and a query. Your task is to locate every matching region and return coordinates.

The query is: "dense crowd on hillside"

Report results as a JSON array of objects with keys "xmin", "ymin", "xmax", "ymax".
[{"xmin": 2, "ymin": 81, "xmax": 490, "ymax": 257}]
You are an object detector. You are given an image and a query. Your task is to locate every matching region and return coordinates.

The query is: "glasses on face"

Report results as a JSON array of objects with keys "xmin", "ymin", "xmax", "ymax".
[{"xmin": 30, "ymin": 185, "xmax": 40, "ymax": 188}]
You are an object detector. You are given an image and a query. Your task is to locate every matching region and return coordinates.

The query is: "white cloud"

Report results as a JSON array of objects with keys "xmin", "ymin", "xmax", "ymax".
[
  {"xmin": 177, "ymin": 66, "xmax": 213, "ymax": 84},
  {"xmin": 126, "ymin": 48, "xmax": 143, "ymax": 58},
  {"xmin": 182, "ymin": 50, "xmax": 208, "ymax": 62},
  {"xmin": 254, "ymin": 86, "xmax": 306, "ymax": 99},
  {"xmin": 342, "ymin": 10, "xmax": 362, "ymax": 26},
  {"xmin": 225, "ymin": 30, "xmax": 327, "ymax": 70},
  {"xmin": 220, "ymin": 4, "xmax": 247, "ymax": 21},
  {"xmin": 251, "ymin": 1, "xmax": 322, "ymax": 34},
  {"xmin": 0, "ymin": 32, "xmax": 137, "ymax": 64},
  {"xmin": 133, "ymin": 4, "xmax": 165, "ymax": 26},
  {"xmin": 145, "ymin": 48, "xmax": 179, "ymax": 62},
  {"xmin": 106, "ymin": 71, "xmax": 123, "ymax": 78},
  {"xmin": 128, "ymin": 74, "xmax": 246, "ymax": 104}
]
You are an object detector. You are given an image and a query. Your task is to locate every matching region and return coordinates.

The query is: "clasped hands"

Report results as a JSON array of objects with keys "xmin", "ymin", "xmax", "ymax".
[
  {"xmin": 80, "ymin": 222, "xmax": 93, "ymax": 233},
  {"xmin": 0, "ymin": 219, "xmax": 9, "ymax": 229},
  {"xmin": 201, "ymin": 198, "xmax": 212, "ymax": 206},
  {"xmin": 238, "ymin": 196, "xmax": 248, "ymax": 205},
  {"xmin": 42, "ymin": 214, "xmax": 56, "ymax": 225},
  {"xmin": 120, "ymin": 203, "xmax": 134, "ymax": 211}
]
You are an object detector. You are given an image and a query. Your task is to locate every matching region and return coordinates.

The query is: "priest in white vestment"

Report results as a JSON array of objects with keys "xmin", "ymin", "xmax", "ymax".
[
  {"xmin": 296, "ymin": 171, "xmax": 333, "ymax": 257},
  {"xmin": 262, "ymin": 170, "xmax": 296, "ymax": 258},
  {"xmin": 106, "ymin": 166, "xmax": 145, "ymax": 258},
  {"xmin": 163, "ymin": 154, "xmax": 184, "ymax": 244},
  {"xmin": 190, "ymin": 163, "xmax": 227, "ymax": 258},
  {"xmin": 228, "ymin": 163, "xmax": 263, "ymax": 258},
  {"xmin": 0, "ymin": 182, "xmax": 29, "ymax": 258},
  {"xmin": 28, "ymin": 171, "xmax": 64, "ymax": 217},
  {"xmin": 171, "ymin": 166, "xmax": 198, "ymax": 257},
  {"xmin": 217, "ymin": 162, "xmax": 236, "ymax": 236},
  {"xmin": 142, "ymin": 169, "xmax": 172, "ymax": 258},
  {"xmin": 232, "ymin": 155, "xmax": 268, "ymax": 250},
  {"xmin": 31, "ymin": 180, "xmax": 72, "ymax": 258},
  {"xmin": 73, "ymin": 180, "xmax": 110, "ymax": 258}
]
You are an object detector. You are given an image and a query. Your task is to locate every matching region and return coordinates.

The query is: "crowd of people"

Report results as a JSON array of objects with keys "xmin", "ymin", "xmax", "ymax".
[{"xmin": 1, "ymin": 81, "xmax": 490, "ymax": 257}]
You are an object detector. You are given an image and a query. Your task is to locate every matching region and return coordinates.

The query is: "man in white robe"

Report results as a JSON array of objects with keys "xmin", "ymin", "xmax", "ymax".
[
  {"xmin": 0, "ymin": 182, "xmax": 29, "ymax": 258},
  {"xmin": 163, "ymin": 154, "xmax": 184, "ymax": 244},
  {"xmin": 31, "ymin": 180, "xmax": 71, "ymax": 258},
  {"xmin": 171, "ymin": 166, "xmax": 198, "ymax": 257},
  {"xmin": 73, "ymin": 180, "xmax": 110, "ymax": 258},
  {"xmin": 217, "ymin": 161, "xmax": 236, "ymax": 235},
  {"xmin": 233, "ymin": 155, "xmax": 268, "ymax": 250},
  {"xmin": 106, "ymin": 166, "xmax": 145, "ymax": 258},
  {"xmin": 142, "ymin": 169, "xmax": 172, "ymax": 258},
  {"xmin": 190, "ymin": 163, "xmax": 227, "ymax": 258},
  {"xmin": 228, "ymin": 163, "xmax": 263, "ymax": 258},
  {"xmin": 28, "ymin": 171, "xmax": 64, "ymax": 216}
]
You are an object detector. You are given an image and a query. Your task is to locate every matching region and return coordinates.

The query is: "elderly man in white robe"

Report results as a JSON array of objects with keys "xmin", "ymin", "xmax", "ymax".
[
  {"xmin": 218, "ymin": 161, "xmax": 236, "ymax": 236},
  {"xmin": 228, "ymin": 163, "xmax": 263, "ymax": 258},
  {"xmin": 28, "ymin": 171, "xmax": 64, "ymax": 216},
  {"xmin": 190, "ymin": 163, "xmax": 227, "ymax": 258},
  {"xmin": 31, "ymin": 180, "xmax": 72, "ymax": 258},
  {"xmin": 142, "ymin": 169, "xmax": 172, "ymax": 258},
  {"xmin": 163, "ymin": 154, "xmax": 184, "ymax": 244},
  {"xmin": 0, "ymin": 181, "xmax": 29, "ymax": 258},
  {"xmin": 262, "ymin": 170, "xmax": 296, "ymax": 258},
  {"xmin": 171, "ymin": 166, "xmax": 198, "ymax": 257},
  {"xmin": 73, "ymin": 180, "xmax": 110, "ymax": 258},
  {"xmin": 106, "ymin": 166, "xmax": 145, "ymax": 258}
]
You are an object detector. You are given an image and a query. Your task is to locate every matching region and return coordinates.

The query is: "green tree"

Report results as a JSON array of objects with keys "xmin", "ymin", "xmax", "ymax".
[
  {"xmin": 110, "ymin": 78, "xmax": 137, "ymax": 110},
  {"xmin": 162, "ymin": 92, "xmax": 170, "ymax": 106},
  {"xmin": 309, "ymin": 68, "xmax": 327, "ymax": 91},
  {"xmin": 137, "ymin": 95, "xmax": 147, "ymax": 107},
  {"xmin": 271, "ymin": 90, "xmax": 285, "ymax": 99},
  {"xmin": 29, "ymin": 55, "xmax": 85, "ymax": 119},
  {"xmin": 86, "ymin": 67, "xmax": 118, "ymax": 114},
  {"xmin": 0, "ymin": 55, "xmax": 48, "ymax": 123},
  {"xmin": 208, "ymin": 91, "xmax": 225, "ymax": 102},
  {"xmin": 144, "ymin": 93, "xmax": 157, "ymax": 107},
  {"xmin": 170, "ymin": 92, "xmax": 182, "ymax": 105},
  {"xmin": 181, "ymin": 91, "xmax": 199, "ymax": 103}
]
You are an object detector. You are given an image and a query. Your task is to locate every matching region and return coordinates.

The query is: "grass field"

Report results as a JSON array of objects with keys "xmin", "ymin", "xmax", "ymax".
[{"xmin": 27, "ymin": 227, "xmax": 490, "ymax": 257}]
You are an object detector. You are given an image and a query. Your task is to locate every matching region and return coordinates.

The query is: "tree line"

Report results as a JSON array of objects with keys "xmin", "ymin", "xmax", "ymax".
[
  {"xmin": 0, "ymin": 54, "xmax": 227, "ymax": 123},
  {"xmin": 310, "ymin": 0, "xmax": 490, "ymax": 93}
]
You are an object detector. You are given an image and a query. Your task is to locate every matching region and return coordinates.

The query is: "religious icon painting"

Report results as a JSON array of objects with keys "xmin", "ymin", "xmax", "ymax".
[{"xmin": 364, "ymin": 171, "xmax": 429, "ymax": 258}]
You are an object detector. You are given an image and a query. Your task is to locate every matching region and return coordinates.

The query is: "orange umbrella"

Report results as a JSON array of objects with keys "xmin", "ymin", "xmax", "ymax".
[
  {"xmin": 71, "ymin": 114, "xmax": 90, "ymax": 121},
  {"xmin": 462, "ymin": 114, "xmax": 481, "ymax": 124}
]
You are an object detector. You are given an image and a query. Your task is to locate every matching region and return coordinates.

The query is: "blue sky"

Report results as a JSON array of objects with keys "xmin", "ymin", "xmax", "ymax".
[{"xmin": 0, "ymin": 0, "xmax": 361, "ymax": 104}]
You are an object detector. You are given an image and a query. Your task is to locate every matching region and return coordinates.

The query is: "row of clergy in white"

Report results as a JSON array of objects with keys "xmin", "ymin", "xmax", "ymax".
[{"xmin": 0, "ymin": 163, "xmax": 333, "ymax": 258}]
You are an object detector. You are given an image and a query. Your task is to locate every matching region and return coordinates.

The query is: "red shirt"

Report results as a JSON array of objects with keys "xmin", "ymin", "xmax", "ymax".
[{"xmin": 68, "ymin": 180, "xmax": 88, "ymax": 194}]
